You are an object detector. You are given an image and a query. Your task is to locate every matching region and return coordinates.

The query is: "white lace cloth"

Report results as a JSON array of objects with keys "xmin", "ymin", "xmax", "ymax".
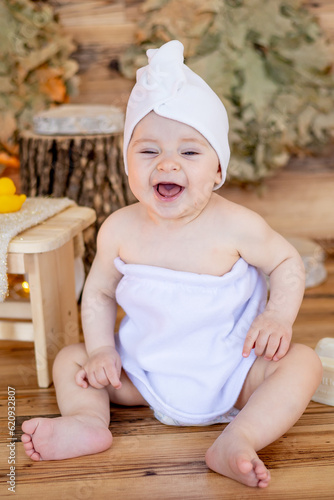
[{"xmin": 0, "ymin": 197, "xmax": 74, "ymax": 302}]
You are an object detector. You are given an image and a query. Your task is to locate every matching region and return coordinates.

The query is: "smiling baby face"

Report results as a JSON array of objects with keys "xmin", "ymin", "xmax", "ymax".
[{"xmin": 127, "ymin": 112, "xmax": 222, "ymax": 224}]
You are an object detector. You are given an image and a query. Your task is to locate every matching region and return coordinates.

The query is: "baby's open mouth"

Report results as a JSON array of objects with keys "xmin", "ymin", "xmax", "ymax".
[{"xmin": 154, "ymin": 183, "xmax": 184, "ymax": 199}]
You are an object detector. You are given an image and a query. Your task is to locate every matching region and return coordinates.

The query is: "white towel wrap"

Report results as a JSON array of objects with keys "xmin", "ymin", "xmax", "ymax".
[{"xmin": 114, "ymin": 257, "xmax": 267, "ymax": 425}]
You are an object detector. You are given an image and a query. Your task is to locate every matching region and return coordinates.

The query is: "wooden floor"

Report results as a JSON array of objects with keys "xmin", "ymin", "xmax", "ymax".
[{"xmin": 0, "ymin": 259, "xmax": 333, "ymax": 499}]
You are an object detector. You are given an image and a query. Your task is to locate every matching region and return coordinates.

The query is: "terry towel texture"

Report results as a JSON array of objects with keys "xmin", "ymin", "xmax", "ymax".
[{"xmin": 114, "ymin": 257, "xmax": 267, "ymax": 426}]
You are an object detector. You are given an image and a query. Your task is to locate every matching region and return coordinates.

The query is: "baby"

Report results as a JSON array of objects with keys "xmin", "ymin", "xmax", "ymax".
[{"xmin": 22, "ymin": 40, "xmax": 322, "ymax": 488}]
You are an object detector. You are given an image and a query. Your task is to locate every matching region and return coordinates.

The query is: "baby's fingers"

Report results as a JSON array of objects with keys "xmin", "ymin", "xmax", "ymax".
[
  {"xmin": 262, "ymin": 334, "xmax": 282, "ymax": 361},
  {"xmin": 272, "ymin": 337, "xmax": 290, "ymax": 361},
  {"xmin": 92, "ymin": 367, "xmax": 111, "ymax": 388},
  {"xmin": 75, "ymin": 368, "xmax": 89, "ymax": 388},
  {"xmin": 242, "ymin": 329, "xmax": 258, "ymax": 358},
  {"xmin": 104, "ymin": 365, "xmax": 122, "ymax": 390}
]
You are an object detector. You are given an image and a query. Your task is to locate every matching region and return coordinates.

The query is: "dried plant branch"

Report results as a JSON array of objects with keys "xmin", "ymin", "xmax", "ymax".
[
  {"xmin": 0, "ymin": 0, "xmax": 79, "ymax": 164},
  {"xmin": 121, "ymin": 0, "xmax": 334, "ymax": 183}
]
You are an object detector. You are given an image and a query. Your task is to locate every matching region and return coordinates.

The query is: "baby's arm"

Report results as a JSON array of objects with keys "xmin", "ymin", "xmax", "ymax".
[
  {"xmin": 75, "ymin": 213, "xmax": 124, "ymax": 390},
  {"xmin": 234, "ymin": 207, "xmax": 305, "ymax": 361}
]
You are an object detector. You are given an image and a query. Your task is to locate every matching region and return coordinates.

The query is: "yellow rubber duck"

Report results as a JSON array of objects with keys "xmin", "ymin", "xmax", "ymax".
[{"xmin": 0, "ymin": 177, "xmax": 26, "ymax": 213}]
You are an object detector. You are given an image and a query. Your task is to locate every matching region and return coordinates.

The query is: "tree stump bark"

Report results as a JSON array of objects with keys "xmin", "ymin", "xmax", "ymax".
[{"xmin": 19, "ymin": 130, "xmax": 136, "ymax": 269}]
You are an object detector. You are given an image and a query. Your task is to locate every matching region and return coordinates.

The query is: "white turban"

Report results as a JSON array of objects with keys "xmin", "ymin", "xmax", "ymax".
[{"xmin": 123, "ymin": 40, "xmax": 230, "ymax": 189}]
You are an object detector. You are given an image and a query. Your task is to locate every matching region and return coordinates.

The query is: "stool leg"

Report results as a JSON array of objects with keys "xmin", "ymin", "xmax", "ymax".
[{"xmin": 25, "ymin": 240, "xmax": 80, "ymax": 388}]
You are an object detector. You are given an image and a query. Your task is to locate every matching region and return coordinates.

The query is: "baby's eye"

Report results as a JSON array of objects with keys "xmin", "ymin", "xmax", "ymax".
[
  {"xmin": 182, "ymin": 151, "xmax": 199, "ymax": 156},
  {"xmin": 141, "ymin": 150, "xmax": 158, "ymax": 154}
]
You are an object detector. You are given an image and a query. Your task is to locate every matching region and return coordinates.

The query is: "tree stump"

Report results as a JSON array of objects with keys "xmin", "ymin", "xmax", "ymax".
[{"xmin": 19, "ymin": 124, "xmax": 136, "ymax": 269}]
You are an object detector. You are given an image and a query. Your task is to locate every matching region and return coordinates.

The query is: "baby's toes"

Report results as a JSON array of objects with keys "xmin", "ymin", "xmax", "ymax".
[
  {"xmin": 258, "ymin": 475, "xmax": 271, "ymax": 488},
  {"xmin": 255, "ymin": 463, "xmax": 271, "ymax": 486},
  {"xmin": 254, "ymin": 460, "xmax": 267, "ymax": 476},
  {"xmin": 21, "ymin": 433, "xmax": 32, "ymax": 444},
  {"xmin": 21, "ymin": 434, "xmax": 34, "ymax": 451},
  {"xmin": 21, "ymin": 433, "xmax": 41, "ymax": 460},
  {"xmin": 26, "ymin": 450, "xmax": 41, "ymax": 461},
  {"xmin": 22, "ymin": 440, "xmax": 34, "ymax": 451}
]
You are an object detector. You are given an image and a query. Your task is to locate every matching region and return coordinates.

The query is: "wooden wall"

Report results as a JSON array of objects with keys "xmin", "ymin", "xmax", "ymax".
[
  {"xmin": 50, "ymin": 0, "xmax": 334, "ymax": 110},
  {"xmin": 50, "ymin": 0, "xmax": 142, "ymax": 109}
]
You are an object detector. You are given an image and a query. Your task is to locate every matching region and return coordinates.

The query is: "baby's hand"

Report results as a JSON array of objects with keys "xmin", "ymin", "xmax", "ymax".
[
  {"xmin": 242, "ymin": 311, "xmax": 292, "ymax": 361},
  {"xmin": 75, "ymin": 346, "xmax": 122, "ymax": 390}
]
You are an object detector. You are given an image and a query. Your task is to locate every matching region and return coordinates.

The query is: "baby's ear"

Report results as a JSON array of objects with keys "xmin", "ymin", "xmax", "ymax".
[{"xmin": 215, "ymin": 164, "xmax": 222, "ymax": 186}]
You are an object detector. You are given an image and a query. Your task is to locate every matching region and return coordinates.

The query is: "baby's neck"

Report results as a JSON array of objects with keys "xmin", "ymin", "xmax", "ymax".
[{"xmin": 144, "ymin": 193, "xmax": 219, "ymax": 230}]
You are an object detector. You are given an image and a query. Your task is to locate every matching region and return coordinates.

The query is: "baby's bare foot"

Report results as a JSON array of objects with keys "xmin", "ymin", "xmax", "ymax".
[
  {"xmin": 205, "ymin": 429, "xmax": 271, "ymax": 488},
  {"xmin": 21, "ymin": 415, "xmax": 113, "ymax": 461}
]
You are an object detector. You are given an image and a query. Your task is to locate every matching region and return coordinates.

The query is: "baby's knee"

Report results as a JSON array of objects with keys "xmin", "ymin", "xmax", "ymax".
[
  {"xmin": 53, "ymin": 343, "xmax": 87, "ymax": 374},
  {"xmin": 290, "ymin": 343, "xmax": 323, "ymax": 382}
]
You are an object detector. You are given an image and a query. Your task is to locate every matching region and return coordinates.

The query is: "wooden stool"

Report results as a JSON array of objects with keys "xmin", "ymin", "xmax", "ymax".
[
  {"xmin": 0, "ymin": 205, "xmax": 96, "ymax": 387},
  {"xmin": 20, "ymin": 105, "xmax": 136, "ymax": 267}
]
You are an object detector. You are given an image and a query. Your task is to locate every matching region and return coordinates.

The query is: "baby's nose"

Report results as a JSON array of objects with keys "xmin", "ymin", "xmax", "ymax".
[{"xmin": 157, "ymin": 156, "xmax": 180, "ymax": 172}]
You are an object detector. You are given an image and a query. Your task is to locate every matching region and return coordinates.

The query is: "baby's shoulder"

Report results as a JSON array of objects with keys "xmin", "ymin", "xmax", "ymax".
[
  {"xmin": 97, "ymin": 203, "xmax": 141, "ymax": 242},
  {"xmin": 213, "ymin": 194, "xmax": 264, "ymax": 224},
  {"xmin": 101, "ymin": 203, "xmax": 140, "ymax": 227}
]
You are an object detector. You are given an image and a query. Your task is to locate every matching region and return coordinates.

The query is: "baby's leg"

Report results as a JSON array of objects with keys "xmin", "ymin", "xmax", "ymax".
[
  {"xmin": 22, "ymin": 343, "xmax": 113, "ymax": 461},
  {"xmin": 205, "ymin": 343, "xmax": 323, "ymax": 488}
]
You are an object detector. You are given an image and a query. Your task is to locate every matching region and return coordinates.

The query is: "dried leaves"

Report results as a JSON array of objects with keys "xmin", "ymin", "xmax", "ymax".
[
  {"xmin": 0, "ymin": 0, "xmax": 78, "ymax": 162},
  {"xmin": 121, "ymin": 0, "xmax": 334, "ymax": 182}
]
